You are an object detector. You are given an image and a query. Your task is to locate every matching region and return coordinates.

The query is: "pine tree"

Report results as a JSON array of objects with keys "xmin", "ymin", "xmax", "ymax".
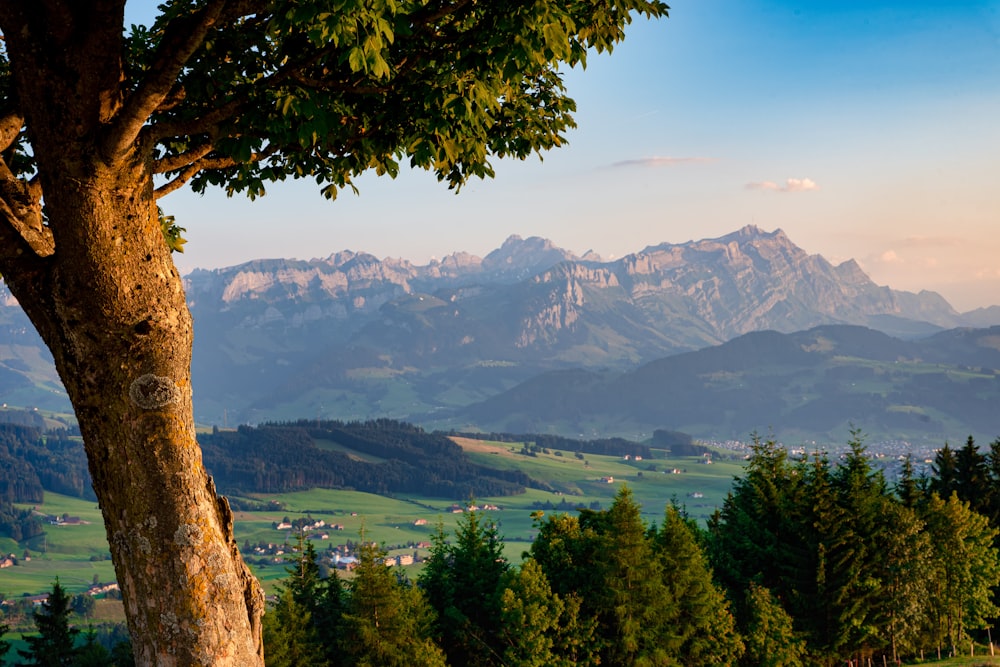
[
  {"xmin": 533, "ymin": 487, "xmax": 701, "ymax": 666},
  {"xmin": 895, "ymin": 454, "xmax": 925, "ymax": 508},
  {"xmin": 714, "ymin": 435, "xmax": 936, "ymax": 664},
  {"xmin": 930, "ymin": 442, "xmax": 958, "ymax": 498},
  {"xmin": 263, "ymin": 532, "xmax": 331, "ymax": 666},
  {"xmin": 707, "ymin": 435, "xmax": 802, "ymax": 617},
  {"xmin": 286, "ymin": 533, "xmax": 323, "ymax": 608},
  {"xmin": 593, "ymin": 487, "xmax": 672, "ymax": 666},
  {"xmin": 985, "ymin": 437, "xmax": 1000, "ymax": 526},
  {"xmin": 740, "ymin": 583, "xmax": 806, "ymax": 667},
  {"xmin": 794, "ymin": 451, "xmax": 846, "ymax": 659},
  {"xmin": 498, "ymin": 558, "xmax": 593, "ymax": 667},
  {"xmin": 708, "ymin": 443, "xmax": 836, "ymax": 659},
  {"xmin": 18, "ymin": 578, "xmax": 79, "ymax": 666},
  {"xmin": 340, "ymin": 541, "xmax": 446, "ymax": 667},
  {"xmin": 313, "ymin": 574, "xmax": 346, "ymax": 666},
  {"xmin": 110, "ymin": 636, "xmax": 134, "ymax": 667},
  {"xmin": 419, "ymin": 511, "xmax": 509, "ymax": 667},
  {"xmin": 954, "ymin": 436, "xmax": 990, "ymax": 515},
  {"xmin": 655, "ymin": 504, "xmax": 744, "ymax": 665},
  {"xmin": 263, "ymin": 587, "xmax": 328, "ymax": 667},
  {"xmin": 826, "ymin": 432, "xmax": 889, "ymax": 658},
  {"xmin": 75, "ymin": 626, "xmax": 113, "ymax": 667}
]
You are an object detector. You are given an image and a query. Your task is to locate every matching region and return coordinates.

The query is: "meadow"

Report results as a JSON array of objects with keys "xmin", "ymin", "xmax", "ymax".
[{"xmin": 2, "ymin": 438, "xmax": 746, "ymax": 602}]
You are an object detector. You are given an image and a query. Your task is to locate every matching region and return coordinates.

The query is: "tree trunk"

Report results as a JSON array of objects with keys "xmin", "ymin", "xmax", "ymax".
[
  {"xmin": 0, "ymin": 6, "xmax": 265, "ymax": 664},
  {"xmin": 3, "ymin": 166, "xmax": 265, "ymax": 665}
]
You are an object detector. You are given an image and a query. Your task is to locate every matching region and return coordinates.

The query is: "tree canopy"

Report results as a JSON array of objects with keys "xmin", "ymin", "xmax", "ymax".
[
  {"xmin": 1, "ymin": 0, "xmax": 669, "ymax": 220},
  {"xmin": 0, "ymin": 2, "xmax": 668, "ymax": 663}
]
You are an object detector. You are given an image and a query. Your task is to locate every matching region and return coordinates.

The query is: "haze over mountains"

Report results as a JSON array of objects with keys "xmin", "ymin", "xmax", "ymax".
[{"xmin": 2, "ymin": 226, "xmax": 999, "ymax": 445}]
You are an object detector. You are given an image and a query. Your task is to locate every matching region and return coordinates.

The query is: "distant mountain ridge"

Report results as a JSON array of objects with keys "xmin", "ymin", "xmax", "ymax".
[
  {"xmin": 187, "ymin": 225, "xmax": 966, "ymax": 342},
  {"xmin": 1, "ymin": 226, "xmax": 998, "ymax": 441},
  {"xmin": 458, "ymin": 324, "xmax": 1000, "ymax": 446},
  {"xmin": 177, "ymin": 225, "xmax": 996, "ymax": 427}
]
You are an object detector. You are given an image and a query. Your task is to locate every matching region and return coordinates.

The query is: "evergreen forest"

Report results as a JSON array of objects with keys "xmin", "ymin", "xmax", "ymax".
[{"xmin": 260, "ymin": 433, "xmax": 1000, "ymax": 667}]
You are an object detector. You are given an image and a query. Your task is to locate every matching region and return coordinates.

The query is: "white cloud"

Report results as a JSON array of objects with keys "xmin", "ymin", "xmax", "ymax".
[
  {"xmin": 746, "ymin": 177, "xmax": 820, "ymax": 193},
  {"xmin": 880, "ymin": 250, "xmax": 901, "ymax": 263},
  {"xmin": 975, "ymin": 267, "xmax": 1000, "ymax": 279},
  {"xmin": 785, "ymin": 178, "xmax": 819, "ymax": 192},
  {"xmin": 873, "ymin": 250, "xmax": 939, "ymax": 268},
  {"xmin": 610, "ymin": 156, "xmax": 715, "ymax": 168}
]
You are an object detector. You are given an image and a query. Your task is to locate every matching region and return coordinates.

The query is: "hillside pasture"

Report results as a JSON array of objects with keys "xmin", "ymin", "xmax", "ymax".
[
  {"xmin": 1, "ymin": 441, "xmax": 746, "ymax": 598},
  {"xmin": 453, "ymin": 437, "xmax": 741, "ymax": 523},
  {"xmin": 5, "ymin": 493, "xmax": 116, "ymax": 598}
]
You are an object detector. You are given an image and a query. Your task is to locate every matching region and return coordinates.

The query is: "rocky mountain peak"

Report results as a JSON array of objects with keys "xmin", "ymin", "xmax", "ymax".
[
  {"xmin": 833, "ymin": 258, "xmax": 871, "ymax": 285},
  {"xmin": 481, "ymin": 234, "xmax": 579, "ymax": 280}
]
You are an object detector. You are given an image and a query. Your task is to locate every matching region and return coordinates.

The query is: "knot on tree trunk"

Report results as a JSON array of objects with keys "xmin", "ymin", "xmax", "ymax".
[{"xmin": 129, "ymin": 374, "xmax": 182, "ymax": 409}]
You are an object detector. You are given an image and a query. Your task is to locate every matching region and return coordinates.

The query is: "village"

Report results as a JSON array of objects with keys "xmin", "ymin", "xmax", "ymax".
[{"xmin": 244, "ymin": 503, "xmax": 504, "ymax": 571}]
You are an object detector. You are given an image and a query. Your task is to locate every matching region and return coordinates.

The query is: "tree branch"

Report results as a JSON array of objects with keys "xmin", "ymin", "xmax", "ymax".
[
  {"xmin": 0, "ymin": 161, "xmax": 53, "ymax": 259},
  {"xmin": 153, "ymin": 147, "xmax": 276, "ymax": 199},
  {"xmin": 154, "ymin": 165, "xmax": 204, "ymax": 200},
  {"xmin": 145, "ymin": 99, "xmax": 241, "ymax": 147},
  {"xmin": 411, "ymin": 0, "xmax": 474, "ymax": 32},
  {"xmin": 102, "ymin": 0, "xmax": 234, "ymax": 162},
  {"xmin": 145, "ymin": 22, "xmax": 383, "ymax": 146},
  {"xmin": 287, "ymin": 71, "xmax": 389, "ymax": 95},
  {"xmin": 0, "ymin": 112, "xmax": 25, "ymax": 153},
  {"xmin": 152, "ymin": 141, "xmax": 215, "ymax": 175},
  {"xmin": 141, "ymin": 0, "xmax": 476, "ymax": 189}
]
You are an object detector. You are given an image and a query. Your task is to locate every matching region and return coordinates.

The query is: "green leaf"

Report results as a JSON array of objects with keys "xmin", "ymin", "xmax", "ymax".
[
  {"xmin": 158, "ymin": 208, "xmax": 187, "ymax": 253},
  {"xmin": 348, "ymin": 46, "xmax": 366, "ymax": 73}
]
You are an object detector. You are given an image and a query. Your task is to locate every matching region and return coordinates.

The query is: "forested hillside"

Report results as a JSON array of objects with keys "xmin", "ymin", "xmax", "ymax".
[
  {"xmin": 462, "ymin": 324, "xmax": 1000, "ymax": 444},
  {"xmin": 0, "ymin": 418, "xmax": 667, "ymax": 505},
  {"xmin": 0, "ymin": 423, "xmax": 91, "ymax": 541},
  {"xmin": 449, "ymin": 431, "xmax": 653, "ymax": 458},
  {"xmin": 198, "ymin": 420, "xmax": 538, "ymax": 498},
  {"xmin": 263, "ymin": 434, "xmax": 1000, "ymax": 667}
]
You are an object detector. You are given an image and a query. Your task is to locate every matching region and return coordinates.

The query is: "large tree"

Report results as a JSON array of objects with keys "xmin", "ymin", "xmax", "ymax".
[{"xmin": 0, "ymin": 1, "xmax": 667, "ymax": 664}]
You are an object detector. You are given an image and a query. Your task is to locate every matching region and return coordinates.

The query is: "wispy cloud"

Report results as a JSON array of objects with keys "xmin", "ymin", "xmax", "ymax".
[
  {"xmin": 868, "ymin": 236, "xmax": 968, "ymax": 269},
  {"xmin": 746, "ymin": 177, "xmax": 820, "ymax": 193},
  {"xmin": 870, "ymin": 249, "xmax": 941, "ymax": 269},
  {"xmin": 610, "ymin": 156, "xmax": 715, "ymax": 168},
  {"xmin": 880, "ymin": 250, "xmax": 901, "ymax": 263},
  {"xmin": 895, "ymin": 235, "xmax": 963, "ymax": 249}
]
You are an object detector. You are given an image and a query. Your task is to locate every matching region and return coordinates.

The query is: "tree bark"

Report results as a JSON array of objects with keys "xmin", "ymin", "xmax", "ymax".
[
  {"xmin": 0, "ymin": 4, "xmax": 265, "ymax": 664},
  {"xmin": 2, "ymin": 164, "xmax": 265, "ymax": 666}
]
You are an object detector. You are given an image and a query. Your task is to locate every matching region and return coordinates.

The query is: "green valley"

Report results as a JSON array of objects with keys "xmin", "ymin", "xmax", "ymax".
[{"xmin": 2, "ymin": 436, "xmax": 746, "ymax": 600}]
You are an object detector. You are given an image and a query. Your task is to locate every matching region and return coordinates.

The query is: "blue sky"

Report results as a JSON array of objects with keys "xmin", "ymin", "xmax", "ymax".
[{"xmin": 151, "ymin": 1, "xmax": 1000, "ymax": 311}]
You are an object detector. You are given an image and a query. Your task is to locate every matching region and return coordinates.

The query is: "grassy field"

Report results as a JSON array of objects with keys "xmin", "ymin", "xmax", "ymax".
[
  {"xmin": 2, "ymin": 493, "xmax": 116, "ymax": 599},
  {"xmin": 1, "ymin": 439, "xmax": 745, "ymax": 604}
]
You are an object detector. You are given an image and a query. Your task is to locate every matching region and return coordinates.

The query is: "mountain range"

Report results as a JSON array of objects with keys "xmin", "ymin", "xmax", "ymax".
[
  {"xmin": 2, "ymin": 225, "xmax": 999, "ymax": 445},
  {"xmin": 462, "ymin": 323, "xmax": 1000, "ymax": 446}
]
